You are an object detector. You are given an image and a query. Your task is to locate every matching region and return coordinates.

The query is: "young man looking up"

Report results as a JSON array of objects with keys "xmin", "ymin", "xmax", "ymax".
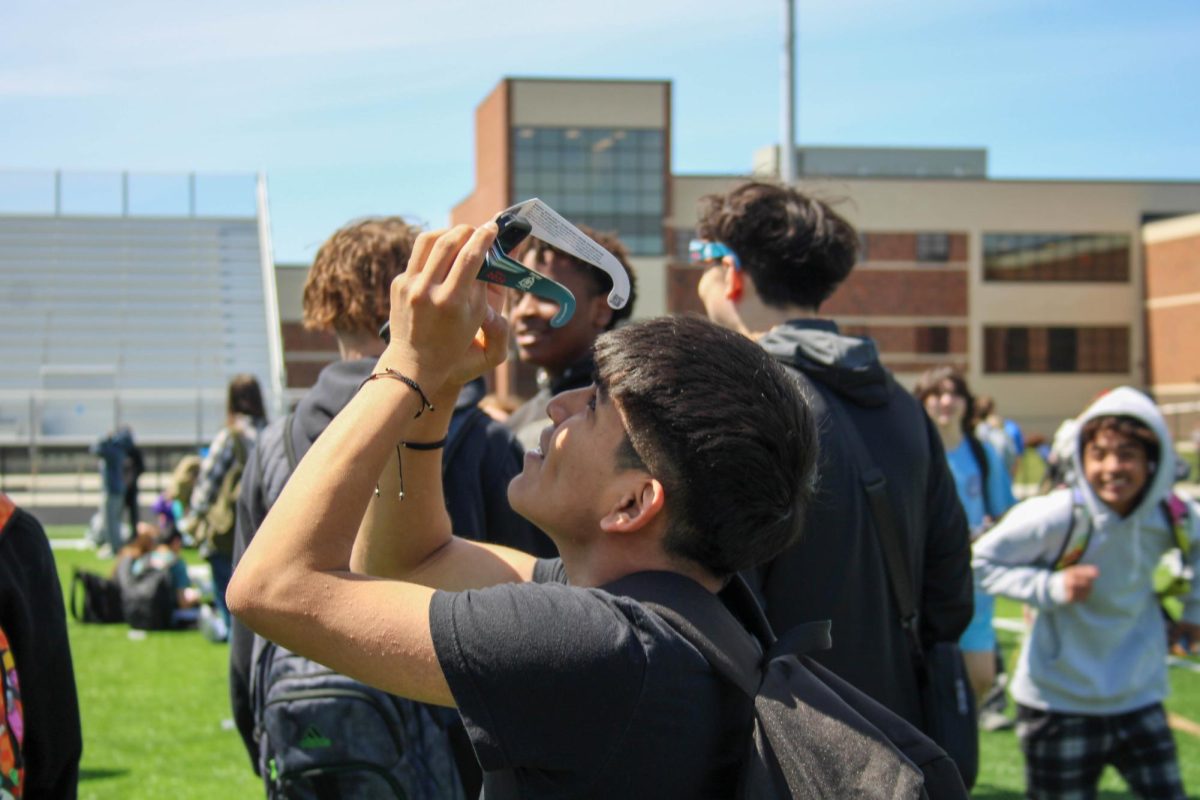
[
  {"xmin": 504, "ymin": 227, "xmax": 636, "ymax": 449},
  {"xmin": 975, "ymin": 388, "xmax": 1200, "ymax": 799},
  {"xmin": 693, "ymin": 181, "xmax": 974, "ymax": 733},
  {"xmin": 228, "ymin": 223, "xmax": 817, "ymax": 799}
]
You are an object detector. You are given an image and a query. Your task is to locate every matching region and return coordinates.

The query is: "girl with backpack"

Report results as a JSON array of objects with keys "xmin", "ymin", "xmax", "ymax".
[{"xmin": 915, "ymin": 367, "xmax": 1017, "ymax": 718}]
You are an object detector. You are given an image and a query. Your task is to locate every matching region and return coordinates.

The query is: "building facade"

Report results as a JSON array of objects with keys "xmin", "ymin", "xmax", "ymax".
[{"xmin": 449, "ymin": 77, "xmax": 1200, "ymax": 437}]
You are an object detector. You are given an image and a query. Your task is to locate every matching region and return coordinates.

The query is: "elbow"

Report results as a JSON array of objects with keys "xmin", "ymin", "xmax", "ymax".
[{"xmin": 226, "ymin": 561, "xmax": 272, "ymax": 629}]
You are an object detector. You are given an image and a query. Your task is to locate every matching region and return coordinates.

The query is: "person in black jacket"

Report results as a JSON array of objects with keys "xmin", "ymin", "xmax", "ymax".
[
  {"xmin": 228, "ymin": 217, "xmax": 552, "ymax": 795},
  {"xmin": 0, "ymin": 494, "xmax": 83, "ymax": 799},
  {"xmin": 692, "ymin": 181, "xmax": 973, "ymax": 731}
]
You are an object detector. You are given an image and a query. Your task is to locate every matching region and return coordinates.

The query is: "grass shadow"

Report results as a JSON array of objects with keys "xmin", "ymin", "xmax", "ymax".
[{"xmin": 79, "ymin": 767, "xmax": 130, "ymax": 781}]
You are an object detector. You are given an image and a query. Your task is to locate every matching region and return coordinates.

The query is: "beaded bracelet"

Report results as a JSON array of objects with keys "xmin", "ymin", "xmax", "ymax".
[{"xmin": 358, "ymin": 368, "xmax": 435, "ymax": 418}]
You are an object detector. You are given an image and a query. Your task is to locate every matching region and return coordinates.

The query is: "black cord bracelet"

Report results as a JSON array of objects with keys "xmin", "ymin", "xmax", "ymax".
[
  {"xmin": 373, "ymin": 437, "xmax": 448, "ymax": 501},
  {"xmin": 358, "ymin": 368, "xmax": 435, "ymax": 418}
]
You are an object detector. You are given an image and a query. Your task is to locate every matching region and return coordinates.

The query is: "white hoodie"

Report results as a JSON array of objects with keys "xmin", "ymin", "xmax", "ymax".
[{"xmin": 973, "ymin": 387, "xmax": 1200, "ymax": 714}]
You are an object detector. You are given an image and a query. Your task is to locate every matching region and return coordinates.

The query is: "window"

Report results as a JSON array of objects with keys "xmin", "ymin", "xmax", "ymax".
[
  {"xmin": 983, "ymin": 233, "xmax": 1130, "ymax": 282},
  {"xmin": 511, "ymin": 125, "xmax": 667, "ymax": 255},
  {"xmin": 915, "ymin": 233, "xmax": 950, "ymax": 263},
  {"xmin": 916, "ymin": 326, "xmax": 950, "ymax": 354},
  {"xmin": 985, "ymin": 326, "xmax": 1128, "ymax": 373}
]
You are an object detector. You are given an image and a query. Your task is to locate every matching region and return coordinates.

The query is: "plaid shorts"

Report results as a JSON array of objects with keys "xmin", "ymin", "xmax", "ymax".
[{"xmin": 1016, "ymin": 703, "xmax": 1186, "ymax": 799}]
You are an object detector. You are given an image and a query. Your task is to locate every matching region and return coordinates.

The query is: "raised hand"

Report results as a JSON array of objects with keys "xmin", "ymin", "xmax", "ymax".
[{"xmin": 377, "ymin": 224, "xmax": 510, "ymax": 395}]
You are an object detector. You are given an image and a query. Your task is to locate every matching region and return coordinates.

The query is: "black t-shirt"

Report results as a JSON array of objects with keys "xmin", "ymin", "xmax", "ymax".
[{"xmin": 429, "ymin": 560, "xmax": 747, "ymax": 799}]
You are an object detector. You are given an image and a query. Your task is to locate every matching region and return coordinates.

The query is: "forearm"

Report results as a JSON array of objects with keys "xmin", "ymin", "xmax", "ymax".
[
  {"xmin": 229, "ymin": 375, "xmax": 425, "ymax": 619},
  {"xmin": 351, "ymin": 385, "xmax": 458, "ymax": 579}
]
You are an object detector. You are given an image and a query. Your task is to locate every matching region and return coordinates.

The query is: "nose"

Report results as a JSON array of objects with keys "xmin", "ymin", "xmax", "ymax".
[{"xmin": 547, "ymin": 386, "xmax": 591, "ymax": 424}]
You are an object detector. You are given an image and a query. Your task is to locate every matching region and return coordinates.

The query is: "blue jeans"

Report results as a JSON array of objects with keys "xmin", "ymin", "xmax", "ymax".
[
  {"xmin": 102, "ymin": 492, "xmax": 125, "ymax": 553},
  {"xmin": 207, "ymin": 552, "xmax": 233, "ymax": 634}
]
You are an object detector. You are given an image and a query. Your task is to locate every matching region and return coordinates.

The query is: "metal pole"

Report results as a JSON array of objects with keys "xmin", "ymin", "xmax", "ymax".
[{"xmin": 780, "ymin": 0, "xmax": 797, "ymax": 184}]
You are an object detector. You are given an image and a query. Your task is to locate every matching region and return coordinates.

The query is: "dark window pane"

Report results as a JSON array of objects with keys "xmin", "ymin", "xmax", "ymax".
[
  {"xmin": 1047, "ymin": 328, "xmax": 1077, "ymax": 372},
  {"xmin": 1006, "ymin": 328, "xmax": 1030, "ymax": 372}
]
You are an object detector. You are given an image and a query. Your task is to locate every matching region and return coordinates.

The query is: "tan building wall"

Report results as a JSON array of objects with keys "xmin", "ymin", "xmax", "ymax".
[{"xmin": 669, "ymin": 175, "xmax": 1200, "ymax": 435}]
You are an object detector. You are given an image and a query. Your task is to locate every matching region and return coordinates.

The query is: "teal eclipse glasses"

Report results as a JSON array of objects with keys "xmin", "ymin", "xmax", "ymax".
[
  {"xmin": 687, "ymin": 239, "xmax": 741, "ymax": 270},
  {"xmin": 379, "ymin": 199, "xmax": 632, "ymax": 343}
]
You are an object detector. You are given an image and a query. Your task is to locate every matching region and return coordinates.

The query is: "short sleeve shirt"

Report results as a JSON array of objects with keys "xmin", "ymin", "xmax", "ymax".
[{"xmin": 428, "ymin": 560, "xmax": 746, "ymax": 799}]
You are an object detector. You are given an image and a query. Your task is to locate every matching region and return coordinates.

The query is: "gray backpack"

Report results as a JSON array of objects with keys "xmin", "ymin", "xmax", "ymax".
[{"xmin": 250, "ymin": 636, "xmax": 465, "ymax": 800}]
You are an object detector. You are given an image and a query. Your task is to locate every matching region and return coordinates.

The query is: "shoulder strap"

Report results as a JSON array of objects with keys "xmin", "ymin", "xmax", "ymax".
[
  {"xmin": 283, "ymin": 412, "xmax": 298, "ymax": 473},
  {"xmin": 1162, "ymin": 494, "xmax": 1191, "ymax": 556},
  {"xmin": 795, "ymin": 373, "xmax": 922, "ymax": 653},
  {"xmin": 605, "ymin": 572, "xmax": 766, "ymax": 698},
  {"xmin": 965, "ymin": 436, "xmax": 994, "ymax": 519},
  {"xmin": 1052, "ymin": 488, "xmax": 1093, "ymax": 570}
]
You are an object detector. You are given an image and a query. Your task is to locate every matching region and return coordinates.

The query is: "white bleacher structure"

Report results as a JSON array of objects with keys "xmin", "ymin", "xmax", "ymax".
[{"xmin": 0, "ymin": 170, "xmax": 285, "ymax": 448}]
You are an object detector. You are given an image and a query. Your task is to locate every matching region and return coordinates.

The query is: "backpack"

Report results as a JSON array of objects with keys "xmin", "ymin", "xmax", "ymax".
[
  {"xmin": 1053, "ymin": 488, "xmax": 1193, "ymax": 600},
  {"xmin": 0, "ymin": 498, "xmax": 26, "ymax": 798},
  {"xmin": 611, "ymin": 572, "xmax": 968, "ymax": 800},
  {"xmin": 115, "ymin": 557, "xmax": 176, "ymax": 631},
  {"xmin": 69, "ymin": 568, "xmax": 125, "ymax": 624},
  {"xmin": 194, "ymin": 430, "xmax": 248, "ymax": 558},
  {"xmin": 251, "ymin": 639, "xmax": 464, "ymax": 799},
  {"xmin": 248, "ymin": 412, "xmax": 468, "ymax": 800}
]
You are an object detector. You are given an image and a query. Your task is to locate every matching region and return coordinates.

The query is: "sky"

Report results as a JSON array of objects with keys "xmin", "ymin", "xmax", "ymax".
[{"xmin": 2, "ymin": 0, "xmax": 1198, "ymax": 263}]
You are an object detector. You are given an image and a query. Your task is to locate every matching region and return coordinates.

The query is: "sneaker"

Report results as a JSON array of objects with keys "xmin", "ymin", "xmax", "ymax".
[
  {"xmin": 199, "ymin": 605, "xmax": 228, "ymax": 643},
  {"xmin": 978, "ymin": 708, "xmax": 1015, "ymax": 732}
]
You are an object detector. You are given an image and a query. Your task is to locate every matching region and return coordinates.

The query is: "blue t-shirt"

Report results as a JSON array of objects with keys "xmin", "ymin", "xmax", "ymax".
[{"xmin": 946, "ymin": 438, "xmax": 1016, "ymax": 535}]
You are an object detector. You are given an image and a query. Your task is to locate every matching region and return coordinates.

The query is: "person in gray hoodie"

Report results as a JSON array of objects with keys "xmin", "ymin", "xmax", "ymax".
[
  {"xmin": 974, "ymin": 386, "xmax": 1200, "ymax": 799},
  {"xmin": 692, "ymin": 181, "xmax": 974, "ymax": 741}
]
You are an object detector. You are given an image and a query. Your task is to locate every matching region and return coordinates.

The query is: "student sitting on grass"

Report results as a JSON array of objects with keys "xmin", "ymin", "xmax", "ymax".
[{"xmin": 974, "ymin": 387, "xmax": 1200, "ymax": 799}]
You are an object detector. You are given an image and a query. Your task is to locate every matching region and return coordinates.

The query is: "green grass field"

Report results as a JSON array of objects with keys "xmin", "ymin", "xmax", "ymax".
[{"xmin": 47, "ymin": 527, "xmax": 1200, "ymax": 798}]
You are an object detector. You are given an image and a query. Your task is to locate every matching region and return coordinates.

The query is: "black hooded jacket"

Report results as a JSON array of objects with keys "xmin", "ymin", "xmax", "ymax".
[
  {"xmin": 227, "ymin": 358, "xmax": 554, "ymax": 774},
  {"xmin": 748, "ymin": 319, "xmax": 973, "ymax": 728}
]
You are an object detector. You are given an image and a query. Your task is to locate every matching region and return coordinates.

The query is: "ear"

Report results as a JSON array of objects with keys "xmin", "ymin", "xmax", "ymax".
[
  {"xmin": 724, "ymin": 262, "xmax": 744, "ymax": 302},
  {"xmin": 600, "ymin": 477, "xmax": 666, "ymax": 535},
  {"xmin": 587, "ymin": 292, "xmax": 614, "ymax": 330}
]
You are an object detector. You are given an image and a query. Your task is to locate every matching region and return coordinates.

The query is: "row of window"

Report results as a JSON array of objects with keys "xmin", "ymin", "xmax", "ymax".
[
  {"xmin": 672, "ymin": 228, "xmax": 1131, "ymax": 282},
  {"xmin": 983, "ymin": 234, "xmax": 1129, "ymax": 282},
  {"xmin": 984, "ymin": 326, "xmax": 1129, "ymax": 373},
  {"xmin": 512, "ymin": 126, "xmax": 667, "ymax": 255}
]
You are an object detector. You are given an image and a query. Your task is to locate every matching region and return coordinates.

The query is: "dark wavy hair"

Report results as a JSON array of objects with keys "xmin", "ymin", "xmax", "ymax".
[
  {"xmin": 594, "ymin": 316, "xmax": 818, "ymax": 578},
  {"xmin": 696, "ymin": 181, "xmax": 859, "ymax": 311}
]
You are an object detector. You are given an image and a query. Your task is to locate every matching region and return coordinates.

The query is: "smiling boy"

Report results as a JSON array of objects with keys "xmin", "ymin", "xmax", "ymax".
[
  {"xmin": 227, "ymin": 224, "xmax": 817, "ymax": 798},
  {"xmin": 974, "ymin": 387, "xmax": 1200, "ymax": 799}
]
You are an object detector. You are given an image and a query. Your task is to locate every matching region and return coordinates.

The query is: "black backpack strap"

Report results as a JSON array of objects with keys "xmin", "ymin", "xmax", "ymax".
[
  {"xmin": 965, "ymin": 436, "xmax": 994, "ymax": 519},
  {"xmin": 800, "ymin": 375, "xmax": 924, "ymax": 660},
  {"xmin": 605, "ymin": 571, "xmax": 764, "ymax": 698}
]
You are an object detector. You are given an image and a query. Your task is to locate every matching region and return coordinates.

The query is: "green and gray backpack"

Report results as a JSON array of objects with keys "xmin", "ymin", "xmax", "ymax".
[{"xmin": 1053, "ymin": 488, "xmax": 1192, "ymax": 600}]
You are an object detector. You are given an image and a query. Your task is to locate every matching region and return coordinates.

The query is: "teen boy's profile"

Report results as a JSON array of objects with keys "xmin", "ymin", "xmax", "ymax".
[
  {"xmin": 228, "ymin": 223, "xmax": 818, "ymax": 798},
  {"xmin": 975, "ymin": 387, "xmax": 1200, "ymax": 799}
]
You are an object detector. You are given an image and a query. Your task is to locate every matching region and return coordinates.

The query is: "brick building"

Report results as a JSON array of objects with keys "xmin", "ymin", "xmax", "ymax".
[{"xmin": 441, "ymin": 77, "xmax": 1200, "ymax": 436}]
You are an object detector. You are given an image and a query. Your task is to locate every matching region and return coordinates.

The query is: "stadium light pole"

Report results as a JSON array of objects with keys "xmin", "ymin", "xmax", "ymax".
[{"xmin": 780, "ymin": 0, "xmax": 797, "ymax": 185}]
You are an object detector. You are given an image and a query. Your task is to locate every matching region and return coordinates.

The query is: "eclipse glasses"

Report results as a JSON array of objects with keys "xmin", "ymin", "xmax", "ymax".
[{"xmin": 381, "ymin": 198, "xmax": 631, "ymax": 343}]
